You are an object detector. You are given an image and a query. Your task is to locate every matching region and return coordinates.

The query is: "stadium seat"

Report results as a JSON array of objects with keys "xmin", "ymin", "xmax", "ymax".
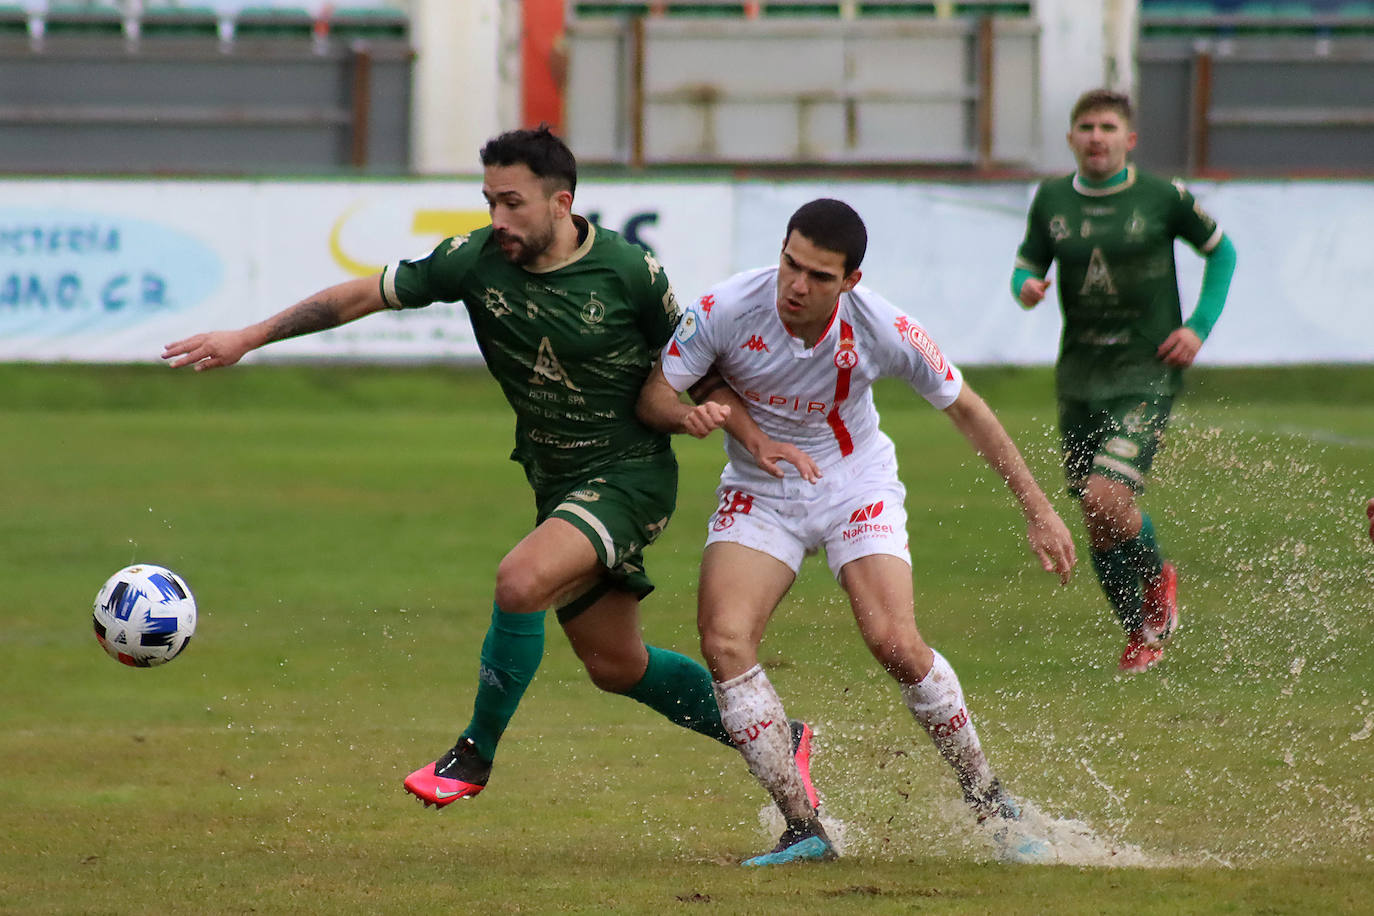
[
  {"xmin": 138, "ymin": 5, "xmax": 222, "ymax": 40},
  {"xmin": 327, "ymin": 7, "xmax": 409, "ymax": 41},
  {"xmin": 233, "ymin": 4, "xmax": 315, "ymax": 40},
  {"xmin": 763, "ymin": 0, "xmax": 843, "ymax": 17},
  {"xmin": 856, "ymin": 1, "xmax": 940, "ymax": 15},
  {"xmin": 571, "ymin": 1, "xmax": 651, "ymax": 16},
  {"xmin": 953, "ymin": 1, "xmax": 1031, "ymax": 13},
  {"xmin": 0, "ymin": 4, "xmax": 29, "ymax": 38},
  {"xmin": 42, "ymin": 3, "xmax": 126, "ymax": 39},
  {"xmin": 1139, "ymin": 1, "xmax": 1217, "ymax": 38}
]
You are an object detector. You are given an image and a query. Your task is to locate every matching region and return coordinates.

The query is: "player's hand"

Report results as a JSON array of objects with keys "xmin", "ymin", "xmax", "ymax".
[
  {"xmin": 681, "ymin": 402, "xmax": 731, "ymax": 439},
  {"xmin": 162, "ymin": 330, "xmax": 253, "ymax": 371},
  {"xmin": 749, "ymin": 438, "xmax": 822, "ymax": 483},
  {"xmin": 1157, "ymin": 326, "xmax": 1202, "ymax": 367},
  {"xmin": 1018, "ymin": 277, "xmax": 1051, "ymax": 309},
  {"xmin": 1026, "ymin": 508, "xmax": 1076, "ymax": 585}
]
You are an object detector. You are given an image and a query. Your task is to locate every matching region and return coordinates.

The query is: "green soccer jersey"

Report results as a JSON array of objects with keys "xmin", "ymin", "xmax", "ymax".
[
  {"xmin": 1016, "ymin": 166, "xmax": 1223, "ymax": 398},
  {"xmin": 380, "ymin": 218, "xmax": 684, "ymax": 490}
]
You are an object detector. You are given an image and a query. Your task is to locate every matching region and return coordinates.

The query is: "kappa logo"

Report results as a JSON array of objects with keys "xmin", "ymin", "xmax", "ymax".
[
  {"xmin": 848, "ymin": 501, "xmax": 884, "ymax": 523},
  {"xmin": 740, "ymin": 335, "xmax": 770, "ymax": 353}
]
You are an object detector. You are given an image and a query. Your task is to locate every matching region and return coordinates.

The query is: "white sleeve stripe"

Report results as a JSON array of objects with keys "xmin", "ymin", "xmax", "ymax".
[
  {"xmin": 1199, "ymin": 226, "xmax": 1224, "ymax": 254},
  {"xmin": 381, "ymin": 262, "xmax": 403, "ymax": 309}
]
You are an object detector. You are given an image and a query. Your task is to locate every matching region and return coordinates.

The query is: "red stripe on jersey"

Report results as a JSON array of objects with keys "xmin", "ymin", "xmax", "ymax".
[
  {"xmin": 668, "ymin": 340, "xmax": 681, "ymax": 358},
  {"xmin": 826, "ymin": 320, "xmax": 856, "ymax": 457}
]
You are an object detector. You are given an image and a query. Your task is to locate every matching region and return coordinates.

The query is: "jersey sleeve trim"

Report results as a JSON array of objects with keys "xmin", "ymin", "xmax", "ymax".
[
  {"xmin": 380, "ymin": 262, "xmax": 404, "ymax": 309},
  {"xmin": 1014, "ymin": 255, "xmax": 1048, "ymax": 275},
  {"xmin": 660, "ymin": 358, "xmax": 702, "ymax": 394},
  {"xmin": 1198, "ymin": 225, "xmax": 1224, "ymax": 254}
]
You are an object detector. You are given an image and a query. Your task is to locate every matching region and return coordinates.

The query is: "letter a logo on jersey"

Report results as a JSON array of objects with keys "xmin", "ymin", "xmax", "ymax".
[
  {"xmin": 531, "ymin": 337, "xmax": 581, "ymax": 391},
  {"xmin": 1081, "ymin": 248, "xmax": 1117, "ymax": 296}
]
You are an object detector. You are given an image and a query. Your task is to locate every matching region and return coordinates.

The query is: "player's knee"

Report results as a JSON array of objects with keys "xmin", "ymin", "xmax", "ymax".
[
  {"xmin": 580, "ymin": 649, "xmax": 643, "ymax": 693},
  {"xmin": 493, "ymin": 557, "xmax": 545, "ymax": 615},
  {"xmin": 869, "ymin": 635, "xmax": 928, "ymax": 683},
  {"xmin": 1081, "ymin": 478, "xmax": 1130, "ymax": 523},
  {"xmin": 699, "ymin": 626, "xmax": 752, "ymax": 678}
]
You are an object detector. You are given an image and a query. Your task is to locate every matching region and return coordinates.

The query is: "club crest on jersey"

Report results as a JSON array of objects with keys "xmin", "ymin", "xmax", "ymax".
[
  {"xmin": 581, "ymin": 292, "xmax": 605, "ymax": 325},
  {"xmin": 893, "ymin": 316, "xmax": 946, "ymax": 374},
  {"xmin": 1049, "ymin": 215, "xmax": 1070, "ymax": 241},
  {"xmin": 674, "ymin": 308, "xmax": 699, "ymax": 343},
  {"xmin": 1125, "ymin": 210, "xmax": 1147, "ymax": 240},
  {"xmin": 834, "ymin": 335, "xmax": 858, "ymax": 369}
]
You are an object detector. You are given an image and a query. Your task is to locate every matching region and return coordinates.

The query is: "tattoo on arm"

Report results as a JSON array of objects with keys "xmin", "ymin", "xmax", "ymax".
[{"xmin": 266, "ymin": 300, "xmax": 342, "ymax": 343}]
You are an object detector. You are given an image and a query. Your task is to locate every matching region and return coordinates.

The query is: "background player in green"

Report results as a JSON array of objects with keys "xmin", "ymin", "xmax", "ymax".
[
  {"xmin": 1011, "ymin": 89, "xmax": 1237, "ymax": 673},
  {"xmin": 162, "ymin": 127, "xmax": 805, "ymax": 809}
]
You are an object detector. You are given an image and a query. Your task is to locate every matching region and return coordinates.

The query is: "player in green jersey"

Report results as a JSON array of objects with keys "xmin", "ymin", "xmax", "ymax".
[
  {"xmin": 1011, "ymin": 89, "xmax": 1237, "ymax": 673},
  {"xmin": 163, "ymin": 127, "xmax": 817, "ymax": 812}
]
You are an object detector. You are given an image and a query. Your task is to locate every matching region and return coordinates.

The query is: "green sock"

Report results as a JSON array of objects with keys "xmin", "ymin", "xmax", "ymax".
[
  {"xmin": 462, "ymin": 604, "xmax": 546, "ymax": 761},
  {"xmin": 1090, "ymin": 545, "xmax": 1144, "ymax": 633},
  {"xmin": 621, "ymin": 646, "xmax": 733, "ymax": 747},
  {"xmin": 1119, "ymin": 513, "xmax": 1165, "ymax": 581}
]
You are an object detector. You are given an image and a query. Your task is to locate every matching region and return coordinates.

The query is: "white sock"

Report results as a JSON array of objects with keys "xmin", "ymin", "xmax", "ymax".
[
  {"xmin": 714, "ymin": 665, "xmax": 813, "ymax": 823},
  {"xmin": 899, "ymin": 648, "xmax": 996, "ymax": 799}
]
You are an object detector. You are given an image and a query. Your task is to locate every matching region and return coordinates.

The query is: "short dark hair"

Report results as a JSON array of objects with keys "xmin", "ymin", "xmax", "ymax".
[
  {"xmin": 1070, "ymin": 89, "xmax": 1133, "ymax": 126},
  {"xmin": 784, "ymin": 198, "xmax": 867, "ymax": 274},
  {"xmin": 480, "ymin": 125, "xmax": 577, "ymax": 197}
]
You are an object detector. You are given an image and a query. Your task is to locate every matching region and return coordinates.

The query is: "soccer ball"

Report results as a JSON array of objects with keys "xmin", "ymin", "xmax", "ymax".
[{"xmin": 92, "ymin": 564, "xmax": 197, "ymax": 667}]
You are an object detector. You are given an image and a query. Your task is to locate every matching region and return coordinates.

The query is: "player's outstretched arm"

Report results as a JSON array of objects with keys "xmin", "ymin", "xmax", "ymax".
[
  {"xmin": 162, "ymin": 275, "xmax": 388, "ymax": 371},
  {"xmin": 942, "ymin": 384, "xmax": 1076, "ymax": 583}
]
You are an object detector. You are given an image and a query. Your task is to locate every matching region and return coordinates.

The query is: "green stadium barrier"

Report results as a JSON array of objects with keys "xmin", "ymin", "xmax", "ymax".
[
  {"xmin": 233, "ymin": 5, "xmax": 315, "ymax": 40},
  {"xmin": 42, "ymin": 3, "xmax": 125, "ymax": 38},
  {"xmin": 138, "ymin": 6, "xmax": 221, "ymax": 40}
]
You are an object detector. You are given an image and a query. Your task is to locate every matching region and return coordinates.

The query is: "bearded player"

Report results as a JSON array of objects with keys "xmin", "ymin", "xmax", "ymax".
[{"xmin": 164, "ymin": 126, "xmax": 819, "ymax": 816}]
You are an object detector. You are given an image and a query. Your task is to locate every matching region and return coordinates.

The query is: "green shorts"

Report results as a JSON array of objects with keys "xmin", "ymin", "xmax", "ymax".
[
  {"xmin": 534, "ymin": 455, "xmax": 678, "ymax": 609},
  {"xmin": 1059, "ymin": 395, "xmax": 1173, "ymax": 498}
]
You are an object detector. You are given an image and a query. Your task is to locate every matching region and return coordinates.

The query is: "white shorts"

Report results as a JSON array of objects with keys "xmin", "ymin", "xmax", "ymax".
[{"xmin": 705, "ymin": 445, "xmax": 910, "ymax": 580}]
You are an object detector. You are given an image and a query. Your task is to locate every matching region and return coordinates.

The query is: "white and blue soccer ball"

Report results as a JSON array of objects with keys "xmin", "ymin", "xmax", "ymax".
[{"xmin": 92, "ymin": 564, "xmax": 197, "ymax": 668}]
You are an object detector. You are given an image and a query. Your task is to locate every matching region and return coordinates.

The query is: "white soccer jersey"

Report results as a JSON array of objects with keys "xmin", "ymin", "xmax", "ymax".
[{"xmin": 662, "ymin": 266, "xmax": 964, "ymax": 478}]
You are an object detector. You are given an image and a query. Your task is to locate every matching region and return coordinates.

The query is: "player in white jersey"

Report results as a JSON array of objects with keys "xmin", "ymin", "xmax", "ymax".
[{"xmin": 639, "ymin": 198, "xmax": 1077, "ymax": 866}]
